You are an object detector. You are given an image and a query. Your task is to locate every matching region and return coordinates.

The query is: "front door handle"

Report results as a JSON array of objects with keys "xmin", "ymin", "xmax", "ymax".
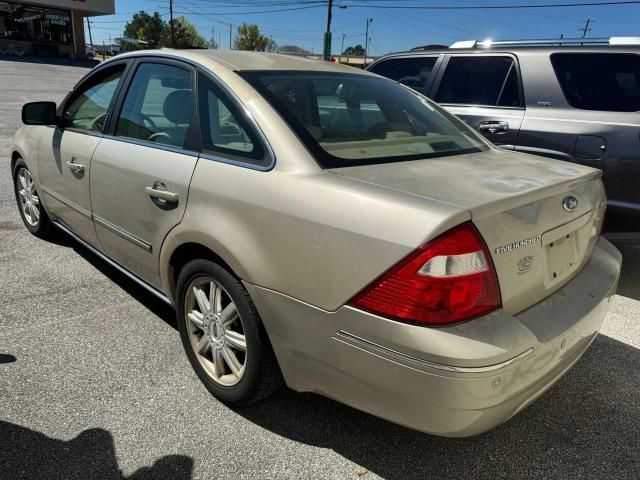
[
  {"xmin": 145, "ymin": 182, "xmax": 179, "ymax": 205},
  {"xmin": 65, "ymin": 160, "xmax": 85, "ymax": 174},
  {"xmin": 478, "ymin": 121, "xmax": 509, "ymax": 134}
]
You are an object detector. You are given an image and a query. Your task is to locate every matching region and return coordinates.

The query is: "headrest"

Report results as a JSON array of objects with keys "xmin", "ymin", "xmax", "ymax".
[{"xmin": 163, "ymin": 90, "xmax": 193, "ymax": 124}]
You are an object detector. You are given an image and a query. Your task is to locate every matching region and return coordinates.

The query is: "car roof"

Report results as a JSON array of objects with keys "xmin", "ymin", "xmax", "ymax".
[
  {"xmin": 374, "ymin": 45, "xmax": 640, "ymax": 61},
  {"xmin": 113, "ymin": 49, "xmax": 371, "ymax": 75}
]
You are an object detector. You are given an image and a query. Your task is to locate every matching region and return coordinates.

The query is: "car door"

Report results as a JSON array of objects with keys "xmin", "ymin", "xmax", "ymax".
[
  {"xmin": 90, "ymin": 58, "xmax": 199, "ymax": 288},
  {"xmin": 432, "ymin": 54, "xmax": 525, "ymax": 149},
  {"xmin": 36, "ymin": 62, "xmax": 128, "ymax": 248},
  {"xmin": 516, "ymin": 51, "xmax": 640, "ymax": 220}
]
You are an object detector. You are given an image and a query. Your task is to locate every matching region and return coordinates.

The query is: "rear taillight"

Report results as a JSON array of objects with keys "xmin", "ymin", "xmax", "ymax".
[{"xmin": 348, "ymin": 222, "xmax": 501, "ymax": 326}]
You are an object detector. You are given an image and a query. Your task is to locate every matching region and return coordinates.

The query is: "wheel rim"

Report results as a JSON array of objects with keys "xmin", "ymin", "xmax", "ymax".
[
  {"xmin": 16, "ymin": 167, "xmax": 40, "ymax": 227},
  {"xmin": 184, "ymin": 276, "xmax": 247, "ymax": 386}
]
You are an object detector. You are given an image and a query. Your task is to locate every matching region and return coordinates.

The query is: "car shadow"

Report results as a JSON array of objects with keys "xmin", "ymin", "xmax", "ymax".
[
  {"xmin": 0, "ymin": 353, "xmax": 17, "ymax": 364},
  {"xmin": 232, "ymin": 334, "xmax": 640, "ymax": 479},
  {"xmin": 0, "ymin": 422, "xmax": 193, "ymax": 479},
  {"xmin": 613, "ymin": 242, "xmax": 640, "ymax": 301},
  {"xmin": 50, "ymin": 229, "xmax": 177, "ymax": 330},
  {"xmin": 50, "ymin": 232, "xmax": 640, "ymax": 478}
]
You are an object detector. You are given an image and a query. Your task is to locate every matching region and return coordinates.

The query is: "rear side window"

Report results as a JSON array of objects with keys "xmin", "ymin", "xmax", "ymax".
[
  {"xmin": 241, "ymin": 71, "xmax": 487, "ymax": 169},
  {"xmin": 197, "ymin": 73, "xmax": 266, "ymax": 166},
  {"xmin": 436, "ymin": 56, "xmax": 522, "ymax": 108},
  {"xmin": 551, "ymin": 53, "xmax": 640, "ymax": 112},
  {"xmin": 369, "ymin": 57, "xmax": 438, "ymax": 95},
  {"xmin": 115, "ymin": 62, "xmax": 195, "ymax": 149}
]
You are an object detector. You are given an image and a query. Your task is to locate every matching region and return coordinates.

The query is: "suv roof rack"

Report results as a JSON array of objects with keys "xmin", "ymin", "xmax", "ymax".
[
  {"xmin": 449, "ymin": 37, "xmax": 640, "ymax": 49},
  {"xmin": 410, "ymin": 44, "xmax": 449, "ymax": 51}
]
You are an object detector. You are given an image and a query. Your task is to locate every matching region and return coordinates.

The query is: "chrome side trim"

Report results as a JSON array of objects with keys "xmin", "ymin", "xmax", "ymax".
[
  {"xmin": 100, "ymin": 134, "xmax": 200, "ymax": 158},
  {"xmin": 52, "ymin": 220, "xmax": 173, "ymax": 306},
  {"xmin": 93, "ymin": 214, "xmax": 152, "ymax": 252},
  {"xmin": 199, "ymin": 152, "xmax": 273, "ymax": 172},
  {"xmin": 335, "ymin": 330, "xmax": 534, "ymax": 373},
  {"xmin": 525, "ymin": 116, "xmax": 640, "ymax": 128},
  {"xmin": 40, "ymin": 185, "xmax": 92, "ymax": 220},
  {"xmin": 606, "ymin": 199, "xmax": 640, "ymax": 211}
]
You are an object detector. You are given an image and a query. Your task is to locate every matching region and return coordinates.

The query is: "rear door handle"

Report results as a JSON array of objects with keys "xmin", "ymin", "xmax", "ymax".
[
  {"xmin": 478, "ymin": 121, "xmax": 509, "ymax": 134},
  {"xmin": 65, "ymin": 160, "xmax": 85, "ymax": 174},
  {"xmin": 145, "ymin": 182, "xmax": 179, "ymax": 204}
]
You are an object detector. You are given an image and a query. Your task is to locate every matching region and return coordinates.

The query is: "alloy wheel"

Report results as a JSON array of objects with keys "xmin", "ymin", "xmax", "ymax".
[
  {"xmin": 16, "ymin": 168, "xmax": 40, "ymax": 227},
  {"xmin": 184, "ymin": 276, "xmax": 247, "ymax": 386}
]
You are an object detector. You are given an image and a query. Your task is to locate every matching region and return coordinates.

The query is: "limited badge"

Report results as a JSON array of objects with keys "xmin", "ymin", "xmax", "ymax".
[{"xmin": 518, "ymin": 256, "xmax": 534, "ymax": 275}]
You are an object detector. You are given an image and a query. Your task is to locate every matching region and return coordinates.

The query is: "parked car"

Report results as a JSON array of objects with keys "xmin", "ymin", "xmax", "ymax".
[
  {"xmin": 85, "ymin": 44, "xmax": 97, "ymax": 60},
  {"xmin": 11, "ymin": 50, "xmax": 621, "ymax": 437},
  {"xmin": 368, "ymin": 37, "xmax": 640, "ymax": 231}
]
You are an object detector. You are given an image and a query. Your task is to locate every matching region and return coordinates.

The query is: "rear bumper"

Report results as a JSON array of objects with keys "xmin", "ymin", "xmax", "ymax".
[{"xmin": 246, "ymin": 237, "xmax": 621, "ymax": 437}]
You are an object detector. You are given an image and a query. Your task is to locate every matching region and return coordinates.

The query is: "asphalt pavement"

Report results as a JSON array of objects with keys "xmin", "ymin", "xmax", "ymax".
[{"xmin": 1, "ymin": 57, "xmax": 639, "ymax": 480}]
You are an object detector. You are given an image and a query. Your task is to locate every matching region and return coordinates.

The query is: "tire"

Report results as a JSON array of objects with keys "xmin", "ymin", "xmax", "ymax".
[
  {"xmin": 176, "ymin": 259, "xmax": 282, "ymax": 406},
  {"xmin": 12, "ymin": 158, "xmax": 52, "ymax": 238}
]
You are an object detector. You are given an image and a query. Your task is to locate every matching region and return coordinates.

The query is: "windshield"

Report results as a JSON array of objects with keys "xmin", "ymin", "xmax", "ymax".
[{"xmin": 241, "ymin": 71, "xmax": 488, "ymax": 168}]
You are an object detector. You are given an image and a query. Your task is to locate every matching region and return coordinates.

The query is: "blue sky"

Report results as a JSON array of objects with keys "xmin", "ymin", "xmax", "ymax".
[{"xmin": 87, "ymin": 1, "xmax": 640, "ymax": 55}]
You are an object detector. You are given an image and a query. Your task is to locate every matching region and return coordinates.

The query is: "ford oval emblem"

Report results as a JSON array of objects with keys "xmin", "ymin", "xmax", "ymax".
[{"xmin": 562, "ymin": 195, "xmax": 578, "ymax": 212}]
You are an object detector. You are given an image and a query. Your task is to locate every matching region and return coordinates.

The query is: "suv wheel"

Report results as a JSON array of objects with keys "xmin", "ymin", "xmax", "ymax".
[
  {"xmin": 176, "ymin": 259, "xmax": 282, "ymax": 405},
  {"xmin": 13, "ymin": 159, "xmax": 51, "ymax": 238}
]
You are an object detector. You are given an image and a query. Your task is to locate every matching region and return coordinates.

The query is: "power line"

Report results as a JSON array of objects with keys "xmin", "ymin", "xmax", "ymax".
[
  {"xmin": 346, "ymin": 0, "xmax": 640, "ymax": 9},
  {"xmin": 172, "ymin": 4, "xmax": 325, "ymax": 15}
]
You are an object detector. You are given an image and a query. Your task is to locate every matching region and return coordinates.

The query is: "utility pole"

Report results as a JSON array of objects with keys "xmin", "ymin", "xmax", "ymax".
[
  {"xmin": 169, "ymin": 0, "xmax": 176, "ymax": 48},
  {"xmin": 86, "ymin": 17, "xmax": 93, "ymax": 46},
  {"xmin": 230, "ymin": 22, "xmax": 232, "ymax": 49},
  {"xmin": 341, "ymin": 33, "xmax": 346, "ymax": 56},
  {"xmin": 578, "ymin": 18, "xmax": 592, "ymax": 38},
  {"xmin": 364, "ymin": 17, "xmax": 373, "ymax": 67},
  {"xmin": 323, "ymin": 0, "xmax": 333, "ymax": 61}
]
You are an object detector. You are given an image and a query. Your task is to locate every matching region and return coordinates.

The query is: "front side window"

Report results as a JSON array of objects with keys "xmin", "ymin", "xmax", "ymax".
[
  {"xmin": 551, "ymin": 53, "xmax": 640, "ymax": 112},
  {"xmin": 116, "ymin": 63, "xmax": 194, "ymax": 149},
  {"xmin": 198, "ymin": 73, "xmax": 266, "ymax": 165},
  {"xmin": 241, "ymin": 71, "xmax": 487, "ymax": 169},
  {"xmin": 369, "ymin": 56, "xmax": 438, "ymax": 96},
  {"xmin": 63, "ymin": 66, "xmax": 124, "ymax": 133},
  {"xmin": 435, "ymin": 56, "xmax": 522, "ymax": 107}
]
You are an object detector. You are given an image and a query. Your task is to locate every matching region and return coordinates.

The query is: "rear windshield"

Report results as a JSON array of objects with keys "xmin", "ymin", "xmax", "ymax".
[
  {"xmin": 240, "ymin": 71, "xmax": 487, "ymax": 168},
  {"xmin": 551, "ymin": 53, "xmax": 640, "ymax": 112}
]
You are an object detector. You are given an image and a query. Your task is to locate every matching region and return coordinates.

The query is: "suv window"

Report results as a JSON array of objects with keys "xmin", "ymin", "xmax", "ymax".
[
  {"xmin": 115, "ymin": 62, "xmax": 194, "ymax": 149},
  {"xmin": 551, "ymin": 53, "xmax": 640, "ymax": 112},
  {"xmin": 369, "ymin": 57, "xmax": 438, "ymax": 95},
  {"xmin": 198, "ymin": 73, "xmax": 266, "ymax": 165},
  {"xmin": 63, "ymin": 66, "xmax": 124, "ymax": 133},
  {"xmin": 436, "ymin": 56, "xmax": 522, "ymax": 108}
]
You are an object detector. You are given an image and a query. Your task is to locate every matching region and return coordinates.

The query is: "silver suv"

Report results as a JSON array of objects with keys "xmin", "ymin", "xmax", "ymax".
[{"xmin": 368, "ymin": 37, "xmax": 640, "ymax": 231}]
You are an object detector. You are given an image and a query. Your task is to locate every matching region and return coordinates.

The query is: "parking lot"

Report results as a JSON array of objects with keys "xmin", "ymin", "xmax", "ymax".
[{"xmin": 1, "ymin": 57, "xmax": 639, "ymax": 479}]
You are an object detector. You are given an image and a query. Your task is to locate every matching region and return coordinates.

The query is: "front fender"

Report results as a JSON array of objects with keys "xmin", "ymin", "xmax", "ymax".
[{"xmin": 10, "ymin": 126, "xmax": 44, "ymax": 185}]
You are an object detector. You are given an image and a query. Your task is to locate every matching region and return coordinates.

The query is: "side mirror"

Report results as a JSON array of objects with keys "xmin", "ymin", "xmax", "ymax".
[{"xmin": 22, "ymin": 102, "xmax": 58, "ymax": 126}]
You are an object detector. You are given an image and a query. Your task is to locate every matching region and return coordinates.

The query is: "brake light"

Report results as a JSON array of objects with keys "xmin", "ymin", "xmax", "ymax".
[{"xmin": 349, "ymin": 222, "xmax": 501, "ymax": 326}]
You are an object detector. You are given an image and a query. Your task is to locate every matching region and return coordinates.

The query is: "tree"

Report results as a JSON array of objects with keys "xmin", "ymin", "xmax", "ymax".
[
  {"xmin": 233, "ymin": 24, "xmax": 277, "ymax": 52},
  {"xmin": 164, "ymin": 16, "xmax": 207, "ymax": 49},
  {"xmin": 343, "ymin": 44, "xmax": 365, "ymax": 56},
  {"xmin": 123, "ymin": 11, "xmax": 165, "ymax": 48}
]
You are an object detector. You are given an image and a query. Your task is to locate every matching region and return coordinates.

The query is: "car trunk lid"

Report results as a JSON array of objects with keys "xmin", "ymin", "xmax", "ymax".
[{"xmin": 329, "ymin": 149, "xmax": 606, "ymax": 314}]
